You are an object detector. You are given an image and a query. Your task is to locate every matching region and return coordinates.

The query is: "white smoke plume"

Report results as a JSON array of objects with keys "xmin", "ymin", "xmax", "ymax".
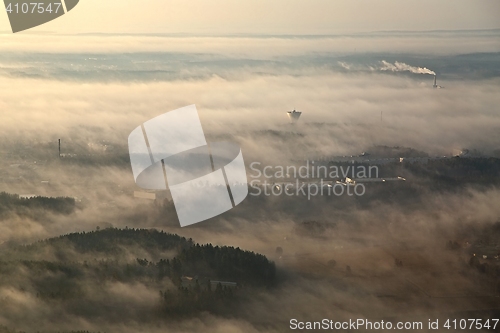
[
  {"xmin": 338, "ymin": 61, "xmax": 351, "ymax": 70},
  {"xmin": 380, "ymin": 60, "xmax": 436, "ymax": 75}
]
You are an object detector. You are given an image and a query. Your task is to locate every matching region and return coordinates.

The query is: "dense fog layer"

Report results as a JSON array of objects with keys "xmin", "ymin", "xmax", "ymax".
[{"xmin": 0, "ymin": 32, "xmax": 499, "ymax": 332}]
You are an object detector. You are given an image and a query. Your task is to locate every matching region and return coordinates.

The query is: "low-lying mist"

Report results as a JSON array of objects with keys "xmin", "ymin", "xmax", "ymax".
[{"xmin": 0, "ymin": 34, "xmax": 499, "ymax": 332}]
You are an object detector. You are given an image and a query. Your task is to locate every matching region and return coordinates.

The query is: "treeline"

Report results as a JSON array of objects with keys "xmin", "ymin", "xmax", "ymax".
[
  {"xmin": 23, "ymin": 228, "xmax": 192, "ymax": 255},
  {"xmin": 157, "ymin": 243, "xmax": 276, "ymax": 286},
  {"xmin": 0, "ymin": 192, "xmax": 75, "ymax": 217},
  {"xmin": 156, "ymin": 244, "xmax": 276, "ymax": 316}
]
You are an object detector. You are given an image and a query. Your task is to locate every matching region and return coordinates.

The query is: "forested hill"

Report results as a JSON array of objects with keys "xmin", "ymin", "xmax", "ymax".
[
  {"xmin": 15, "ymin": 228, "xmax": 193, "ymax": 260},
  {"xmin": 0, "ymin": 228, "xmax": 276, "ymax": 320},
  {"xmin": 7, "ymin": 228, "xmax": 276, "ymax": 287}
]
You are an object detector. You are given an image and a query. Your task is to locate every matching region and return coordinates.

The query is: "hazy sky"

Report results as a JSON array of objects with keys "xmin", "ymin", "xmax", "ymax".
[{"xmin": 1, "ymin": 0, "xmax": 500, "ymax": 34}]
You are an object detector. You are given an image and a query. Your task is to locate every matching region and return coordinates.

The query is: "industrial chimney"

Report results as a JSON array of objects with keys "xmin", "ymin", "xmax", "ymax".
[{"xmin": 58, "ymin": 139, "xmax": 61, "ymax": 158}]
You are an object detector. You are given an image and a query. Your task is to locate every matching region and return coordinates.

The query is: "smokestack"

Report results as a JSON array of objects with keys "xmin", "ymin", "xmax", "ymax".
[
  {"xmin": 58, "ymin": 139, "xmax": 61, "ymax": 158},
  {"xmin": 433, "ymin": 75, "xmax": 437, "ymax": 88}
]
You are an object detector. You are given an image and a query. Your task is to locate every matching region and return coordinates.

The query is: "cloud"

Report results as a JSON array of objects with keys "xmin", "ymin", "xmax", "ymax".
[{"xmin": 1, "ymin": 31, "xmax": 500, "ymax": 55}]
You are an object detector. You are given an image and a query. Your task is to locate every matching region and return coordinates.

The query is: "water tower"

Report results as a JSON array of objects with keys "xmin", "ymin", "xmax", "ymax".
[{"xmin": 287, "ymin": 110, "xmax": 302, "ymax": 123}]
